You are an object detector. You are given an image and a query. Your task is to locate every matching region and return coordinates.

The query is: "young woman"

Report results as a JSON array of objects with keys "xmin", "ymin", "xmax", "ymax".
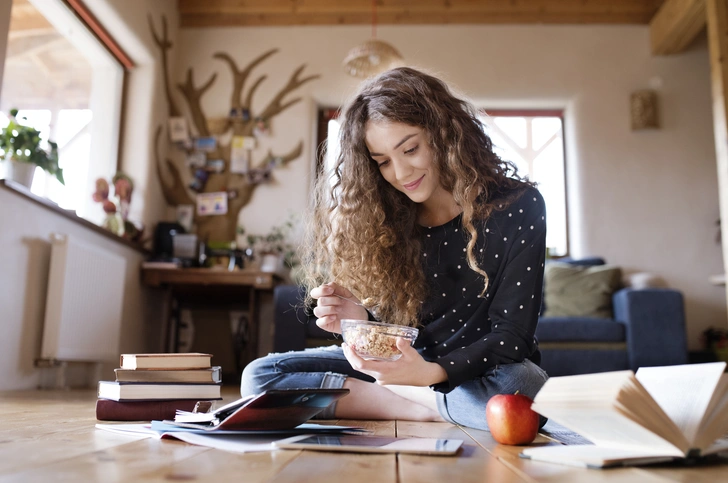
[{"xmin": 240, "ymin": 67, "xmax": 548, "ymax": 430}]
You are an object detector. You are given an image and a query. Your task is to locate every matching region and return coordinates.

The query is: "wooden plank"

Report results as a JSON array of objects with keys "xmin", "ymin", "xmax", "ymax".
[
  {"xmin": 270, "ymin": 451, "xmax": 396, "ymax": 483},
  {"xmin": 180, "ymin": 12, "xmax": 657, "ymax": 28},
  {"xmin": 707, "ymin": 0, "xmax": 728, "ymax": 318},
  {"xmin": 0, "ymin": 423, "xmax": 136, "ymax": 474},
  {"xmin": 269, "ymin": 420, "xmax": 397, "ymax": 483},
  {"xmin": 126, "ymin": 446, "xmax": 302, "ymax": 482},
  {"xmin": 179, "ymin": 0, "xmax": 664, "ymax": 27},
  {"xmin": 396, "ymin": 421, "xmax": 529, "ymax": 483},
  {"xmin": 1, "ymin": 438, "xmax": 211, "ymax": 482},
  {"xmin": 3, "ymin": 389, "xmax": 727, "ymax": 482},
  {"xmin": 459, "ymin": 426, "xmax": 674, "ymax": 483},
  {"xmin": 650, "ymin": 0, "xmax": 707, "ymax": 55},
  {"xmin": 0, "ymin": 388, "xmax": 290, "ymax": 482},
  {"xmin": 0, "ymin": 390, "xmax": 150, "ymax": 475},
  {"xmin": 178, "ymin": 0, "xmax": 661, "ymax": 16}
]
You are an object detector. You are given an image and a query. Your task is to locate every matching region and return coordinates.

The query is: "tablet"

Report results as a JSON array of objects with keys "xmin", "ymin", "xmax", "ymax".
[{"xmin": 274, "ymin": 434, "xmax": 463, "ymax": 455}]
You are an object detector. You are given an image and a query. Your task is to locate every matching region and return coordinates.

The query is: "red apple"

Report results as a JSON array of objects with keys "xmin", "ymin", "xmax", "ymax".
[{"xmin": 485, "ymin": 393, "xmax": 540, "ymax": 445}]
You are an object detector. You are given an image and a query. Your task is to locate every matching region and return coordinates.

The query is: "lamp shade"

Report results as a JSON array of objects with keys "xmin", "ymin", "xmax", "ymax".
[{"xmin": 343, "ymin": 39, "xmax": 404, "ymax": 78}]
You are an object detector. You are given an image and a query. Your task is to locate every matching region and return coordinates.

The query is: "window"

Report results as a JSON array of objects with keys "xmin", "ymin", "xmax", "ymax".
[
  {"xmin": 316, "ymin": 108, "xmax": 340, "ymax": 181},
  {"xmin": 1, "ymin": 0, "xmax": 129, "ymax": 223},
  {"xmin": 318, "ymin": 108, "xmax": 569, "ymax": 256},
  {"xmin": 479, "ymin": 110, "xmax": 568, "ymax": 257}
]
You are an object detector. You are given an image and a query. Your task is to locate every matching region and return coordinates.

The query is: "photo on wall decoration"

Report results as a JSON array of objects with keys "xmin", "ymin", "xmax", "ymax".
[
  {"xmin": 194, "ymin": 136, "xmax": 217, "ymax": 152},
  {"xmin": 206, "ymin": 159, "xmax": 225, "ymax": 173},
  {"xmin": 230, "ymin": 136, "xmax": 255, "ymax": 174},
  {"xmin": 189, "ymin": 168, "xmax": 209, "ymax": 192},
  {"xmin": 186, "ymin": 151, "xmax": 206, "ymax": 167},
  {"xmin": 196, "ymin": 191, "xmax": 228, "ymax": 216},
  {"xmin": 168, "ymin": 116, "xmax": 190, "ymax": 143},
  {"xmin": 253, "ymin": 117, "xmax": 270, "ymax": 137}
]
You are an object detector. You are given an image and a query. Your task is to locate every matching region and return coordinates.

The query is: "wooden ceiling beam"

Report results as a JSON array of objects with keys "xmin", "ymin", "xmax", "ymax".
[
  {"xmin": 178, "ymin": 0, "xmax": 661, "ymax": 15},
  {"xmin": 181, "ymin": 12, "xmax": 660, "ymax": 28},
  {"xmin": 178, "ymin": 0, "xmax": 664, "ymax": 28},
  {"xmin": 650, "ymin": 0, "xmax": 706, "ymax": 55}
]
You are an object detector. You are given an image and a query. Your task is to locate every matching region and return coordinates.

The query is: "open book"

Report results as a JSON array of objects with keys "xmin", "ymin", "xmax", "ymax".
[
  {"xmin": 165, "ymin": 388, "xmax": 351, "ymax": 431},
  {"xmin": 520, "ymin": 362, "xmax": 728, "ymax": 468}
]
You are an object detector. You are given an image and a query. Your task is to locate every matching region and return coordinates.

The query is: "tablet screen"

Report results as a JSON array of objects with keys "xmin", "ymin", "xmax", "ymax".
[{"xmin": 275, "ymin": 434, "xmax": 463, "ymax": 455}]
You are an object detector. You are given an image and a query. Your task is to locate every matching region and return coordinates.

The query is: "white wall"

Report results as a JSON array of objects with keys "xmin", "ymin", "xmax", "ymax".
[
  {"xmin": 172, "ymin": 24, "xmax": 724, "ymax": 349},
  {"xmin": 0, "ymin": 188, "xmax": 166, "ymax": 389}
]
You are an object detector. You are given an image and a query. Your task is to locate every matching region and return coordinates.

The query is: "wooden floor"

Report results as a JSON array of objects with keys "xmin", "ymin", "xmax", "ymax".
[{"xmin": 1, "ymin": 388, "xmax": 727, "ymax": 483}]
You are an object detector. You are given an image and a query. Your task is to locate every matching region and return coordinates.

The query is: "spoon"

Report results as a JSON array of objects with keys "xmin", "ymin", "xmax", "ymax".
[{"xmin": 332, "ymin": 293, "xmax": 367, "ymax": 307}]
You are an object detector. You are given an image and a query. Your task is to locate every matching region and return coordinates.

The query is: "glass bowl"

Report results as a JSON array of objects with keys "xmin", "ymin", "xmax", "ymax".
[{"xmin": 340, "ymin": 319, "xmax": 419, "ymax": 362}]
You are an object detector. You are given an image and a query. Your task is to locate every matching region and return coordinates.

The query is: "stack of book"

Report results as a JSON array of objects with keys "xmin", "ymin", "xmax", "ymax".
[{"xmin": 96, "ymin": 352, "xmax": 222, "ymax": 421}]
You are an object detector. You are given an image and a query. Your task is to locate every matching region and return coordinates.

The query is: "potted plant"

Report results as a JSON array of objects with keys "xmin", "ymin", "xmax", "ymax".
[
  {"xmin": 0, "ymin": 108, "xmax": 63, "ymax": 188},
  {"xmin": 239, "ymin": 214, "xmax": 299, "ymax": 273}
]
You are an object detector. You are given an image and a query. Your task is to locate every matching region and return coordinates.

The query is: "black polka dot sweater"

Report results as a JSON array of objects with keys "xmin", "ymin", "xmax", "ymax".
[{"xmin": 416, "ymin": 185, "xmax": 547, "ymax": 393}]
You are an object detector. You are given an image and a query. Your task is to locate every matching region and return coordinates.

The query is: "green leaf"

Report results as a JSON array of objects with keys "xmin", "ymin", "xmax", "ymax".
[{"xmin": 1, "ymin": 108, "xmax": 62, "ymax": 180}]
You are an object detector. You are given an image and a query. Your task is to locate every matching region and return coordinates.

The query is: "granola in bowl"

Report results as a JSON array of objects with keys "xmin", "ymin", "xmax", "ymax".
[{"xmin": 340, "ymin": 319, "xmax": 419, "ymax": 361}]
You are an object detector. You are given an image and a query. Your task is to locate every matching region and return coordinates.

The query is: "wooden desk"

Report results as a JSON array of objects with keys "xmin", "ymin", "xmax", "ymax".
[
  {"xmin": 2, "ymin": 388, "xmax": 727, "ymax": 482},
  {"xmin": 142, "ymin": 267, "xmax": 281, "ymax": 372}
]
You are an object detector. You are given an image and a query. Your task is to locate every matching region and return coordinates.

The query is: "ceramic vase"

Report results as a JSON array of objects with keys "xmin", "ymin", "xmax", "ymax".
[
  {"xmin": 260, "ymin": 253, "xmax": 281, "ymax": 273},
  {"xmin": 6, "ymin": 159, "xmax": 36, "ymax": 188}
]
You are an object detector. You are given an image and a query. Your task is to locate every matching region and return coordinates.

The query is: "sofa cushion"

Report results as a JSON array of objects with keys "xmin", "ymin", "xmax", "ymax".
[
  {"xmin": 542, "ymin": 262, "xmax": 622, "ymax": 318},
  {"xmin": 536, "ymin": 317, "xmax": 626, "ymax": 342},
  {"xmin": 541, "ymin": 257, "xmax": 606, "ymax": 314}
]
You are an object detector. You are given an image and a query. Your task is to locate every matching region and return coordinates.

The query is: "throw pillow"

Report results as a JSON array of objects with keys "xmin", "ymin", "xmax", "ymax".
[{"xmin": 542, "ymin": 262, "xmax": 623, "ymax": 318}]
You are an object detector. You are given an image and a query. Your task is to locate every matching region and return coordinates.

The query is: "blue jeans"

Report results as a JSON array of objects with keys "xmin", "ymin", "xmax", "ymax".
[{"xmin": 240, "ymin": 345, "xmax": 549, "ymax": 431}]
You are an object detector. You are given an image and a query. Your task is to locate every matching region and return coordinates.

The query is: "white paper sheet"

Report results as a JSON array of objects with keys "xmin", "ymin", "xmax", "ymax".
[
  {"xmin": 636, "ymin": 362, "xmax": 726, "ymax": 445},
  {"xmin": 163, "ymin": 432, "xmax": 277, "ymax": 453},
  {"xmin": 95, "ymin": 423, "xmax": 277, "ymax": 453}
]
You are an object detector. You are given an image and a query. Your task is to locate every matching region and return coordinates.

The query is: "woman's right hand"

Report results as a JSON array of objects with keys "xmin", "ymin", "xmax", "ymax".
[{"xmin": 310, "ymin": 282, "xmax": 368, "ymax": 334}]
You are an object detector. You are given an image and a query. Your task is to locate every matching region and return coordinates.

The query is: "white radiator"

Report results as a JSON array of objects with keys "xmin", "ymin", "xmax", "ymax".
[{"xmin": 40, "ymin": 234, "xmax": 127, "ymax": 362}]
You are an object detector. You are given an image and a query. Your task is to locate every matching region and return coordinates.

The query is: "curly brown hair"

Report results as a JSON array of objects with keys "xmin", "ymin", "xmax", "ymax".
[{"xmin": 300, "ymin": 67, "xmax": 532, "ymax": 327}]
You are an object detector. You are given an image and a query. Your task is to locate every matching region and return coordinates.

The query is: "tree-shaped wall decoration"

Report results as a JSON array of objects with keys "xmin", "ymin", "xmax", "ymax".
[{"xmin": 149, "ymin": 15, "xmax": 320, "ymax": 242}]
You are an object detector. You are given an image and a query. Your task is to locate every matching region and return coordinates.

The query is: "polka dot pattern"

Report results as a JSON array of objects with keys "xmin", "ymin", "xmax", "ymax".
[{"xmin": 417, "ymin": 186, "xmax": 547, "ymax": 392}]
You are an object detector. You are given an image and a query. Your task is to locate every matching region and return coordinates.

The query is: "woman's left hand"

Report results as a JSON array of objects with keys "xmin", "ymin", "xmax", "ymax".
[{"xmin": 342, "ymin": 338, "xmax": 448, "ymax": 387}]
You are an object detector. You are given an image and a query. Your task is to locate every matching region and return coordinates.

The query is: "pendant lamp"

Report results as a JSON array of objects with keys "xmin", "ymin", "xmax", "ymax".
[{"xmin": 343, "ymin": 0, "xmax": 404, "ymax": 78}]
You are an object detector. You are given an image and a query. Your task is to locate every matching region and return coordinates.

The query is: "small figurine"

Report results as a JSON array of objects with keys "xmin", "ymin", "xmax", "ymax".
[
  {"xmin": 91, "ymin": 172, "xmax": 142, "ymax": 241},
  {"xmin": 253, "ymin": 117, "xmax": 270, "ymax": 137}
]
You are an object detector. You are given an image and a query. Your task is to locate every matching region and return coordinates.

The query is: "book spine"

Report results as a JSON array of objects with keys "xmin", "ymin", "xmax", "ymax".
[
  {"xmin": 119, "ymin": 354, "xmax": 212, "ymax": 370},
  {"xmin": 97, "ymin": 381, "xmax": 222, "ymax": 401},
  {"xmin": 114, "ymin": 367, "xmax": 222, "ymax": 383},
  {"xmin": 95, "ymin": 399, "xmax": 202, "ymax": 421}
]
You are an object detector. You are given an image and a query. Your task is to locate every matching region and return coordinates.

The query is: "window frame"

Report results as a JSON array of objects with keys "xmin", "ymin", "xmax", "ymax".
[
  {"xmin": 64, "ymin": 0, "xmax": 134, "ymax": 171},
  {"xmin": 480, "ymin": 109, "xmax": 570, "ymax": 258},
  {"xmin": 315, "ymin": 107, "xmax": 340, "ymax": 178},
  {"xmin": 1, "ymin": 0, "xmax": 136, "ymax": 243}
]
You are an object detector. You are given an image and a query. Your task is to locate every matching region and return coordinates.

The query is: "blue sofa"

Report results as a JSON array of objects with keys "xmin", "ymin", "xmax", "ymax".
[
  {"xmin": 535, "ymin": 257, "xmax": 688, "ymax": 376},
  {"xmin": 272, "ymin": 258, "xmax": 689, "ymax": 377}
]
